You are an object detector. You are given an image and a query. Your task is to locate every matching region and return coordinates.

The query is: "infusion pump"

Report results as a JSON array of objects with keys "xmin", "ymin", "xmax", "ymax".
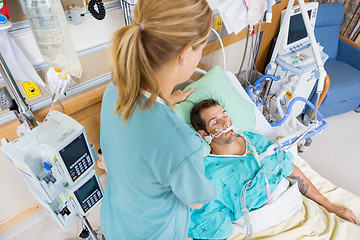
[{"xmin": 1, "ymin": 111, "xmax": 103, "ymax": 230}]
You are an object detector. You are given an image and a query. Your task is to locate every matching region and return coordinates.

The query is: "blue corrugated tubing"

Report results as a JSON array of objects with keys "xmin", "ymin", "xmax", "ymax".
[
  {"xmin": 247, "ymin": 74, "xmax": 281, "ymax": 101},
  {"xmin": 270, "ymin": 97, "xmax": 327, "ymax": 147}
]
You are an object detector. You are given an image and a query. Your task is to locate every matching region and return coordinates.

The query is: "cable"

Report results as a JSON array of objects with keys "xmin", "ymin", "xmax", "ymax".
[
  {"xmin": 251, "ymin": 18, "xmax": 263, "ymax": 73},
  {"xmin": 246, "ymin": 30, "xmax": 254, "ymax": 85},
  {"xmin": 211, "ymin": 28, "xmax": 227, "ymax": 71},
  {"xmin": 88, "ymin": 0, "xmax": 106, "ymax": 20},
  {"xmin": 236, "ymin": 25, "xmax": 250, "ymax": 78},
  {"xmin": 209, "ymin": 24, "xmax": 223, "ymax": 68}
]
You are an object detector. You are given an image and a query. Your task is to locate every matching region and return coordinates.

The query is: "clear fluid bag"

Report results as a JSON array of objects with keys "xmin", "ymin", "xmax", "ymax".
[{"xmin": 20, "ymin": 0, "xmax": 82, "ymax": 78}]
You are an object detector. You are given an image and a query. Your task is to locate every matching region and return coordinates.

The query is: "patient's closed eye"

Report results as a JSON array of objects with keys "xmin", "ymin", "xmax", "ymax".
[{"xmin": 212, "ymin": 120, "xmax": 218, "ymax": 126}]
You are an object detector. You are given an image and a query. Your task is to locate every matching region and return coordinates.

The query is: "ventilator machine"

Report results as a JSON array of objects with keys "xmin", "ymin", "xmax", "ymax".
[{"xmin": 246, "ymin": 0, "xmax": 328, "ymax": 152}]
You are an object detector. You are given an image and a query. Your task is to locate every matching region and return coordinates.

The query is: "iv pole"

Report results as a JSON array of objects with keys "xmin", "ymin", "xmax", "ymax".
[{"xmin": 0, "ymin": 52, "xmax": 37, "ymax": 129}]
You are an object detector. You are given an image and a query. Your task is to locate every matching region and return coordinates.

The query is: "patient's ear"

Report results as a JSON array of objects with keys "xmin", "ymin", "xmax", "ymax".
[{"xmin": 198, "ymin": 130, "xmax": 207, "ymax": 138}]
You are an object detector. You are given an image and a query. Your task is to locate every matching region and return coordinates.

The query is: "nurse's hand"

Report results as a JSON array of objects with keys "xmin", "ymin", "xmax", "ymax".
[{"xmin": 168, "ymin": 88, "xmax": 194, "ymax": 105}]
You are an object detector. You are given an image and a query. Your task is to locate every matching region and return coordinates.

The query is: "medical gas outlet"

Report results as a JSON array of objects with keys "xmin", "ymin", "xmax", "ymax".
[
  {"xmin": 21, "ymin": 81, "xmax": 42, "ymax": 100},
  {"xmin": 0, "ymin": 86, "xmax": 11, "ymax": 110},
  {"xmin": 215, "ymin": 15, "xmax": 222, "ymax": 30}
]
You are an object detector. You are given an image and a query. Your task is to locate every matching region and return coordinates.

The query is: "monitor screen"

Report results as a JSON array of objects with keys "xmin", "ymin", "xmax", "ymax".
[
  {"xmin": 288, "ymin": 10, "xmax": 312, "ymax": 45},
  {"xmin": 59, "ymin": 133, "xmax": 90, "ymax": 174},
  {"xmin": 74, "ymin": 175, "xmax": 98, "ymax": 204},
  {"xmin": 74, "ymin": 175, "xmax": 102, "ymax": 213}
]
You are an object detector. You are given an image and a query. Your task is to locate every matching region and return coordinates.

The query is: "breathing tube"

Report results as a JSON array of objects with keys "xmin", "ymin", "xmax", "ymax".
[
  {"xmin": 246, "ymin": 74, "xmax": 281, "ymax": 106},
  {"xmin": 270, "ymin": 97, "xmax": 327, "ymax": 147},
  {"xmin": 240, "ymin": 179, "xmax": 253, "ymax": 240},
  {"xmin": 204, "ymin": 125, "xmax": 236, "ymax": 144},
  {"xmin": 232, "ymin": 127, "xmax": 284, "ymax": 240}
]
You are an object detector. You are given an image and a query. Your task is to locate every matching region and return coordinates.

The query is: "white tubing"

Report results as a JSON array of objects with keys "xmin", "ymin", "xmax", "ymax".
[{"xmin": 211, "ymin": 28, "xmax": 227, "ymax": 71}]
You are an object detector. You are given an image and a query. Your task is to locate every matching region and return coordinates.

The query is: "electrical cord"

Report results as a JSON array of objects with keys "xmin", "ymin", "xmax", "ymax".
[
  {"xmin": 211, "ymin": 28, "xmax": 227, "ymax": 71},
  {"xmin": 251, "ymin": 18, "xmax": 263, "ymax": 73},
  {"xmin": 236, "ymin": 25, "xmax": 250, "ymax": 79},
  {"xmin": 209, "ymin": 24, "xmax": 223, "ymax": 68},
  {"xmin": 88, "ymin": 0, "xmax": 106, "ymax": 20}
]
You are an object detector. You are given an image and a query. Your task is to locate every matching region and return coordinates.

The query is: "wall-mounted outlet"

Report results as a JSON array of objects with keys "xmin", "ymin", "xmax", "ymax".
[
  {"xmin": 0, "ymin": 86, "xmax": 12, "ymax": 111},
  {"xmin": 215, "ymin": 15, "xmax": 222, "ymax": 30},
  {"xmin": 21, "ymin": 81, "xmax": 42, "ymax": 100}
]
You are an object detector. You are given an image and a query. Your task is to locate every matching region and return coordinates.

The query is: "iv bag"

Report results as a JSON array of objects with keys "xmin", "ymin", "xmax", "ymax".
[
  {"xmin": 20, "ymin": 0, "xmax": 82, "ymax": 78},
  {"xmin": 247, "ymin": 0, "xmax": 267, "ymax": 26}
]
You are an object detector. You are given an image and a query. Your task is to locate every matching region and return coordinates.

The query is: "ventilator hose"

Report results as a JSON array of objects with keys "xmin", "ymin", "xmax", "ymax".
[
  {"xmin": 247, "ymin": 74, "xmax": 281, "ymax": 102},
  {"xmin": 270, "ymin": 97, "xmax": 327, "ymax": 146}
]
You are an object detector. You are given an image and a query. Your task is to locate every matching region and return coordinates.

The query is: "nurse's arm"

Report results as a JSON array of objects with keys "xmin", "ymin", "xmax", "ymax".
[
  {"xmin": 289, "ymin": 165, "xmax": 360, "ymax": 226},
  {"xmin": 189, "ymin": 204, "xmax": 203, "ymax": 209}
]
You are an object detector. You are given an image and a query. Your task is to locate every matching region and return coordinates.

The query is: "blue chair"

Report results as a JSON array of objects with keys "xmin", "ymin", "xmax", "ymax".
[{"xmin": 307, "ymin": 3, "xmax": 360, "ymax": 118}]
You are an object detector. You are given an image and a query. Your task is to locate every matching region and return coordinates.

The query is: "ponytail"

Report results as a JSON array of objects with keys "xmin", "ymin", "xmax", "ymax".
[{"xmin": 110, "ymin": 0, "xmax": 214, "ymax": 122}]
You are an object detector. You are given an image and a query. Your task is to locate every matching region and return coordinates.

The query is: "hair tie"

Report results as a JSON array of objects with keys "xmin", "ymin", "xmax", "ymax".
[{"xmin": 136, "ymin": 22, "xmax": 144, "ymax": 32}]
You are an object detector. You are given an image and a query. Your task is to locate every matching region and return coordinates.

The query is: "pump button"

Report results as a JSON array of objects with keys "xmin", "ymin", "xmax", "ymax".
[{"xmin": 0, "ymin": 14, "xmax": 7, "ymax": 24}]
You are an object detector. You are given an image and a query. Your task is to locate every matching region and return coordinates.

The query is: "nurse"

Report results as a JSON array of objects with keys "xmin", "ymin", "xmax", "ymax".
[{"xmin": 100, "ymin": 0, "xmax": 216, "ymax": 239}]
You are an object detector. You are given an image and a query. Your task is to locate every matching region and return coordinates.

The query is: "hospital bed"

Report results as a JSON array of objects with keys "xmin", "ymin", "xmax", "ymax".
[{"xmin": 174, "ymin": 66, "xmax": 360, "ymax": 239}]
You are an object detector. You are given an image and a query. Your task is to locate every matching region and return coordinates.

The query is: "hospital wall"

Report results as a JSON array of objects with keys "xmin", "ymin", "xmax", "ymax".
[{"xmin": 0, "ymin": 0, "xmax": 290, "ymax": 232}]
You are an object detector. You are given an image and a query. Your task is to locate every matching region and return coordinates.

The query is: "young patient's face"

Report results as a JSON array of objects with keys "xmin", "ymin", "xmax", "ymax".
[{"xmin": 200, "ymin": 104, "xmax": 237, "ymax": 144}]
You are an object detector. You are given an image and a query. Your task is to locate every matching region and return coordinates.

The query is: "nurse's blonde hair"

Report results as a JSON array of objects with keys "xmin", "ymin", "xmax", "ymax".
[{"xmin": 110, "ymin": 0, "xmax": 214, "ymax": 122}]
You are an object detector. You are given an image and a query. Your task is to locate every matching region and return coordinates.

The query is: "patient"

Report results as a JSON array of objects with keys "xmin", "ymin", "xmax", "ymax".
[{"xmin": 188, "ymin": 98, "xmax": 360, "ymax": 240}]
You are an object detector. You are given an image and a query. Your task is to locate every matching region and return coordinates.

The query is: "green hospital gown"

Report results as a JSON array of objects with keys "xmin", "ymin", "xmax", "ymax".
[{"xmin": 188, "ymin": 132, "xmax": 294, "ymax": 239}]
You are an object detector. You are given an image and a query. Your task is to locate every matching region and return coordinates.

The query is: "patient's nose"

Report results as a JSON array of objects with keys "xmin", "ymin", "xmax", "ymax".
[{"xmin": 223, "ymin": 118, "xmax": 230, "ymax": 128}]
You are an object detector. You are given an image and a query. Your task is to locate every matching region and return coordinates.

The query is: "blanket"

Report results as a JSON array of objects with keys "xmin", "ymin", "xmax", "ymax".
[{"xmin": 227, "ymin": 155, "xmax": 360, "ymax": 240}]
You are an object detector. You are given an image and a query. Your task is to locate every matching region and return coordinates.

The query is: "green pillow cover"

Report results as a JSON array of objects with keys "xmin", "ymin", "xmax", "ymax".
[{"xmin": 174, "ymin": 66, "xmax": 256, "ymax": 155}]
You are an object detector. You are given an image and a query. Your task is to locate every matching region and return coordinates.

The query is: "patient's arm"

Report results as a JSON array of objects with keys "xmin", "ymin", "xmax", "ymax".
[{"xmin": 289, "ymin": 165, "xmax": 360, "ymax": 226}]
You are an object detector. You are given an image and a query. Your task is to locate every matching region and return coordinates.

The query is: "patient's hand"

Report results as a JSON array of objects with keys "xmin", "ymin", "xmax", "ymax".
[
  {"xmin": 328, "ymin": 204, "xmax": 360, "ymax": 226},
  {"xmin": 168, "ymin": 88, "xmax": 194, "ymax": 105}
]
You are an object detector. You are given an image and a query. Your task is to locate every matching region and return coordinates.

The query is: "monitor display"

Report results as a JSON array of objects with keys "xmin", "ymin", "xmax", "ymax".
[
  {"xmin": 288, "ymin": 10, "xmax": 312, "ymax": 45},
  {"xmin": 59, "ymin": 133, "xmax": 90, "ymax": 174},
  {"xmin": 74, "ymin": 175, "xmax": 102, "ymax": 214},
  {"xmin": 74, "ymin": 175, "xmax": 98, "ymax": 203}
]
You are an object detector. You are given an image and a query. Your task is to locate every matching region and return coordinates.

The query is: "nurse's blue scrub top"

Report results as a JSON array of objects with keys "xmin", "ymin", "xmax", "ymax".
[{"xmin": 100, "ymin": 82, "xmax": 216, "ymax": 240}]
